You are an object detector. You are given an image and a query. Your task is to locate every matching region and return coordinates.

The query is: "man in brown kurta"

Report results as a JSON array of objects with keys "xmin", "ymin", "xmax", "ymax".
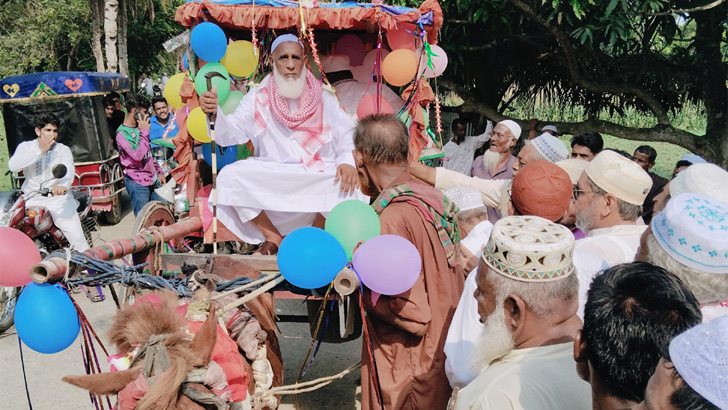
[{"xmin": 353, "ymin": 114, "xmax": 465, "ymax": 410}]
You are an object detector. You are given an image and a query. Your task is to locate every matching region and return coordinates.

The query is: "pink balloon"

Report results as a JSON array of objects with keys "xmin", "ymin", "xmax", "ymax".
[
  {"xmin": 352, "ymin": 235, "xmax": 421, "ymax": 295},
  {"xmin": 336, "ymin": 34, "xmax": 366, "ymax": 66},
  {"xmin": 424, "ymin": 44, "xmax": 448, "ymax": 78},
  {"xmin": 357, "ymin": 94, "xmax": 394, "ymax": 119},
  {"xmin": 351, "ymin": 65, "xmax": 373, "ymax": 83},
  {"xmin": 362, "ymin": 48, "xmax": 390, "ymax": 71},
  {"xmin": 0, "ymin": 227, "xmax": 41, "ymax": 287},
  {"xmin": 386, "ymin": 24, "xmax": 417, "ymax": 51}
]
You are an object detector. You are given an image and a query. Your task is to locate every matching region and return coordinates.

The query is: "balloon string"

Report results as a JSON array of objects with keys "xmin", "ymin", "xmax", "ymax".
[
  {"xmin": 356, "ymin": 280, "xmax": 385, "ymax": 410},
  {"xmin": 17, "ymin": 335, "xmax": 34, "ymax": 410}
]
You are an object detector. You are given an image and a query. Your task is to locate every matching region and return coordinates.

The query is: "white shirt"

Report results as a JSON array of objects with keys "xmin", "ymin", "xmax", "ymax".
[
  {"xmin": 435, "ymin": 167, "xmax": 510, "ymax": 209},
  {"xmin": 573, "ymin": 249, "xmax": 610, "ymax": 319},
  {"xmin": 575, "ymin": 224, "xmax": 647, "ymax": 267},
  {"xmin": 8, "ymin": 140, "xmax": 74, "ymax": 194},
  {"xmin": 443, "ymin": 124, "xmax": 492, "ymax": 175},
  {"xmin": 453, "ymin": 343, "xmax": 592, "ymax": 410}
]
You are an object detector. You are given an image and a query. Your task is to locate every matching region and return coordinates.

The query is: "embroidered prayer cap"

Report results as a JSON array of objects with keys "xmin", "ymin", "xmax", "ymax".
[
  {"xmin": 482, "ymin": 215, "xmax": 575, "ymax": 282},
  {"xmin": 669, "ymin": 315, "xmax": 728, "ymax": 409},
  {"xmin": 511, "ymin": 161, "xmax": 572, "ymax": 222},
  {"xmin": 531, "ymin": 133, "xmax": 569, "ymax": 163},
  {"xmin": 445, "ymin": 187, "xmax": 483, "ymax": 212},
  {"xmin": 556, "ymin": 158, "xmax": 589, "ymax": 185},
  {"xmin": 651, "ymin": 193, "xmax": 728, "ymax": 274},
  {"xmin": 271, "ymin": 34, "xmax": 304, "ymax": 54},
  {"xmin": 321, "ymin": 54, "xmax": 350, "ymax": 73},
  {"xmin": 670, "ymin": 163, "xmax": 728, "ymax": 204},
  {"xmin": 542, "ymin": 125, "xmax": 558, "ymax": 135},
  {"xmin": 499, "ymin": 120, "xmax": 522, "ymax": 140},
  {"xmin": 680, "ymin": 154, "xmax": 707, "ymax": 164},
  {"xmin": 585, "ymin": 149, "xmax": 653, "ymax": 205}
]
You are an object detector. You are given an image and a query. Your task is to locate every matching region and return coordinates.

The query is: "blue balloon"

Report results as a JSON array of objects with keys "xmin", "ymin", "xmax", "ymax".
[
  {"xmin": 190, "ymin": 22, "xmax": 227, "ymax": 63},
  {"xmin": 202, "ymin": 143, "xmax": 238, "ymax": 171},
  {"xmin": 14, "ymin": 282, "xmax": 80, "ymax": 354},
  {"xmin": 183, "ymin": 51, "xmax": 189, "ymax": 72},
  {"xmin": 277, "ymin": 227, "xmax": 348, "ymax": 289}
]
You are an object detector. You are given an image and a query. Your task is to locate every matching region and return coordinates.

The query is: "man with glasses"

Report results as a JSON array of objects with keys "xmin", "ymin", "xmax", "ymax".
[{"xmin": 573, "ymin": 150, "xmax": 652, "ymax": 266}]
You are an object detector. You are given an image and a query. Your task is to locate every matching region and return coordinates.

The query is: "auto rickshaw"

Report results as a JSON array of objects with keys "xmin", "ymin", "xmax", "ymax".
[{"xmin": 1, "ymin": 71, "xmax": 129, "ymax": 224}]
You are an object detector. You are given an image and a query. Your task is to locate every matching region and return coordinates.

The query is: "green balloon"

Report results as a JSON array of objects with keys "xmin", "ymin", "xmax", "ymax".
[
  {"xmin": 194, "ymin": 63, "xmax": 231, "ymax": 105},
  {"xmin": 325, "ymin": 200, "xmax": 381, "ymax": 260},
  {"xmin": 222, "ymin": 90, "xmax": 245, "ymax": 115}
]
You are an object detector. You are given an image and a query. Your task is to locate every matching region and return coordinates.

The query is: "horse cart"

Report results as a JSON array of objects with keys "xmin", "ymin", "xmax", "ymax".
[{"xmin": 1, "ymin": 71, "xmax": 129, "ymax": 224}]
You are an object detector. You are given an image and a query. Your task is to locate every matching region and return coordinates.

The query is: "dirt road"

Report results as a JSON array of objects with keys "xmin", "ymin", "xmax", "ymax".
[{"xmin": 0, "ymin": 193, "xmax": 362, "ymax": 410}]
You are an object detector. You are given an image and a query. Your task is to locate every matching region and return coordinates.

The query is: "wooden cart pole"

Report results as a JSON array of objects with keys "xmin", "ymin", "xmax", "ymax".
[{"xmin": 204, "ymin": 71, "xmax": 226, "ymax": 255}]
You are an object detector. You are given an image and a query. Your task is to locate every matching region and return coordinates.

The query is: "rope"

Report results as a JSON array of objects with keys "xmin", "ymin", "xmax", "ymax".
[
  {"xmin": 18, "ymin": 335, "xmax": 34, "ymax": 410},
  {"xmin": 251, "ymin": 362, "xmax": 360, "ymax": 404}
]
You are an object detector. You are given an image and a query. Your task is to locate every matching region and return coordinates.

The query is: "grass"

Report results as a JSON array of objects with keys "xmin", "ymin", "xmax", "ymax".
[{"xmin": 0, "ymin": 112, "xmax": 9, "ymax": 191}]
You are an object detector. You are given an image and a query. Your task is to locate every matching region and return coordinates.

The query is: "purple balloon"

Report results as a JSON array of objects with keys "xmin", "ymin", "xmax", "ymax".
[
  {"xmin": 352, "ymin": 235, "xmax": 421, "ymax": 295},
  {"xmin": 335, "ymin": 34, "xmax": 366, "ymax": 67}
]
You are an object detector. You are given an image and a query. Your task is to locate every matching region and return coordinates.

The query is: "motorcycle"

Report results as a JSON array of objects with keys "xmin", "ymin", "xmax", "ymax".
[{"xmin": 0, "ymin": 164, "xmax": 98, "ymax": 333}]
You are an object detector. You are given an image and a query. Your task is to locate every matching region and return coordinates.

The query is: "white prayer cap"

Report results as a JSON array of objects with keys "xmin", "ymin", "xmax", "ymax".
[
  {"xmin": 271, "ymin": 34, "xmax": 304, "ymax": 54},
  {"xmin": 531, "ymin": 133, "xmax": 569, "ymax": 163},
  {"xmin": 669, "ymin": 315, "xmax": 728, "ymax": 410},
  {"xmin": 585, "ymin": 150, "xmax": 652, "ymax": 205},
  {"xmin": 445, "ymin": 187, "xmax": 482, "ymax": 212},
  {"xmin": 482, "ymin": 215, "xmax": 575, "ymax": 282},
  {"xmin": 498, "ymin": 120, "xmax": 521, "ymax": 140},
  {"xmin": 681, "ymin": 154, "xmax": 707, "ymax": 164},
  {"xmin": 670, "ymin": 163, "xmax": 728, "ymax": 204},
  {"xmin": 556, "ymin": 158, "xmax": 589, "ymax": 184},
  {"xmin": 321, "ymin": 54, "xmax": 350, "ymax": 73},
  {"xmin": 651, "ymin": 193, "xmax": 728, "ymax": 274},
  {"xmin": 542, "ymin": 125, "xmax": 558, "ymax": 134}
]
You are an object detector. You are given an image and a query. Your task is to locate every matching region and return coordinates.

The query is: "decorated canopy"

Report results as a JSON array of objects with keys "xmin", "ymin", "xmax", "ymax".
[{"xmin": 0, "ymin": 72, "xmax": 129, "ymax": 103}]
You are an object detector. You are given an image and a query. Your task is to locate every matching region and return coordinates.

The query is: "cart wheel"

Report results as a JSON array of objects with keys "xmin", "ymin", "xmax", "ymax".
[{"xmin": 101, "ymin": 195, "xmax": 123, "ymax": 225}]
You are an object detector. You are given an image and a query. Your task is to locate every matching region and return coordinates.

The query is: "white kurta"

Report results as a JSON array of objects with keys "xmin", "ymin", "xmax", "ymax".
[
  {"xmin": 212, "ymin": 78, "xmax": 368, "ymax": 244},
  {"xmin": 575, "ymin": 224, "xmax": 647, "ymax": 267},
  {"xmin": 442, "ymin": 122, "xmax": 492, "ymax": 175},
  {"xmin": 8, "ymin": 140, "xmax": 89, "ymax": 251},
  {"xmin": 435, "ymin": 167, "xmax": 510, "ymax": 209}
]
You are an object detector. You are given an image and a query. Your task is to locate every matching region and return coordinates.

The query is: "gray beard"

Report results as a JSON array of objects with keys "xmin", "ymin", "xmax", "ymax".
[
  {"xmin": 575, "ymin": 202, "xmax": 596, "ymax": 232},
  {"xmin": 472, "ymin": 300, "xmax": 516, "ymax": 373},
  {"xmin": 273, "ymin": 66, "xmax": 307, "ymax": 100},
  {"xmin": 481, "ymin": 149, "xmax": 504, "ymax": 175}
]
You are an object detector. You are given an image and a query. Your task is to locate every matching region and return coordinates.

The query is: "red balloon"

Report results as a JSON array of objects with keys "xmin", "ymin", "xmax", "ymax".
[
  {"xmin": 386, "ymin": 24, "xmax": 417, "ymax": 51},
  {"xmin": 0, "ymin": 227, "xmax": 40, "ymax": 287},
  {"xmin": 357, "ymin": 94, "xmax": 394, "ymax": 119}
]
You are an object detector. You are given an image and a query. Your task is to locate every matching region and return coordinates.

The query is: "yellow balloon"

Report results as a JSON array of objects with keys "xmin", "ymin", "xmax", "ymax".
[
  {"xmin": 220, "ymin": 40, "xmax": 259, "ymax": 78},
  {"xmin": 163, "ymin": 73, "xmax": 186, "ymax": 109},
  {"xmin": 187, "ymin": 107, "xmax": 210, "ymax": 143}
]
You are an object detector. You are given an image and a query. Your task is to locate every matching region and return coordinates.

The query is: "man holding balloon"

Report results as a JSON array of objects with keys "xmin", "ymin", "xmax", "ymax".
[
  {"xmin": 351, "ymin": 114, "xmax": 464, "ymax": 410},
  {"xmin": 200, "ymin": 33, "xmax": 367, "ymax": 255}
]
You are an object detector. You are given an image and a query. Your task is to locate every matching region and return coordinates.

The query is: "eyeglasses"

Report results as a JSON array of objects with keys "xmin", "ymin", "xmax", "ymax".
[
  {"xmin": 573, "ymin": 186, "xmax": 590, "ymax": 199},
  {"xmin": 489, "ymin": 131, "xmax": 511, "ymax": 141}
]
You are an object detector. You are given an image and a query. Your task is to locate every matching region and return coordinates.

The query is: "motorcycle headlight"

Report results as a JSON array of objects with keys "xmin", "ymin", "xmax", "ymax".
[{"xmin": 0, "ymin": 211, "xmax": 11, "ymax": 227}]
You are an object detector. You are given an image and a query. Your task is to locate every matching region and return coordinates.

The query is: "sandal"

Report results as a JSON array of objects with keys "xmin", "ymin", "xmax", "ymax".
[
  {"xmin": 84, "ymin": 286, "xmax": 105, "ymax": 303},
  {"xmin": 253, "ymin": 241, "xmax": 279, "ymax": 256}
]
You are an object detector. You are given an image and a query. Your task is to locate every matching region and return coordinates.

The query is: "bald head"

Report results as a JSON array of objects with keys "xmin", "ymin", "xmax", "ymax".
[{"xmin": 353, "ymin": 114, "xmax": 410, "ymax": 166}]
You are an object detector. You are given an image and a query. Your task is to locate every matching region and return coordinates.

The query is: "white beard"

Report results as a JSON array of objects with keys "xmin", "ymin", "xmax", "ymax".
[
  {"xmin": 575, "ymin": 202, "xmax": 596, "ymax": 232},
  {"xmin": 471, "ymin": 300, "xmax": 515, "ymax": 373},
  {"xmin": 481, "ymin": 149, "xmax": 504, "ymax": 174},
  {"xmin": 273, "ymin": 65, "xmax": 307, "ymax": 100}
]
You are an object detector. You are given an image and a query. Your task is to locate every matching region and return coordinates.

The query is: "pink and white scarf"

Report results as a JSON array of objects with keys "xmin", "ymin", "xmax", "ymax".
[{"xmin": 255, "ymin": 70, "xmax": 330, "ymax": 171}]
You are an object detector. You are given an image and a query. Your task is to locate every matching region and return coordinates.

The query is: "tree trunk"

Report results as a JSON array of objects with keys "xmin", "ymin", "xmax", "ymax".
[
  {"xmin": 91, "ymin": 0, "xmax": 105, "ymax": 72},
  {"xmin": 117, "ymin": 0, "xmax": 129, "ymax": 76},
  {"xmin": 104, "ymin": 0, "xmax": 119, "ymax": 73}
]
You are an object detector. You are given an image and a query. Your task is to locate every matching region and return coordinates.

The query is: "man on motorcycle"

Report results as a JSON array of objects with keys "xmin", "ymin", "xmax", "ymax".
[{"xmin": 7, "ymin": 113, "xmax": 90, "ymax": 251}]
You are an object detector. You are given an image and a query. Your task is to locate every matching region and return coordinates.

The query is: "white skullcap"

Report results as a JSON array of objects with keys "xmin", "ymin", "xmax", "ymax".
[
  {"xmin": 271, "ymin": 34, "xmax": 304, "ymax": 54},
  {"xmin": 556, "ymin": 158, "xmax": 589, "ymax": 184},
  {"xmin": 670, "ymin": 163, "xmax": 728, "ymax": 204},
  {"xmin": 321, "ymin": 54, "xmax": 350, "ymax": 73},
  {"xmin": 585, "ymin": 150, "xmax": 653, "ymax": 205},
  {"xmin": 445, "ymin": 187, "xmax": 483, "ymax": 212},
  {"xmin": 680, "ymin": 154, "xmax": 707, "ymax": 164},
  {"xmin": 542, "ymin": 125, "xmax": 558, "ymax": 134},
  {"xmin": 531, "ymin": 133, "xmax": 569, "ymax": 163},
  {"xmin": 670, "ymin": 315, "xmax": 728, "ymax": 409},
  {"xmin": 498, "ymin": 120, "xmax": 521, "ymax": 140}
]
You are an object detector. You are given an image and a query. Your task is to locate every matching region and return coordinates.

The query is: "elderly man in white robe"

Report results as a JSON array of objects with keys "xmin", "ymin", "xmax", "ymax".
[{"xmin": 200, "ymin": 34, "xmax": 367, "ymax": 254}]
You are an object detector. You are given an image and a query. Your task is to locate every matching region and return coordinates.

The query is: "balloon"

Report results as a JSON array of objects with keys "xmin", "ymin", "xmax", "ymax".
[
  {"xmin": 187, "ymin": 107, "xmax": 210, "ymax": 143},
  {"xmin": 14, "ymin": 282, "xmax": 80, "ymax": 354},
  {"xmin": 386, "ymin": 24, "xmax": 417, "ymax": 51},
  {"xmin": 352, "ymin": 235, "xmax": 422, "ymax": 295},
  {"xmin": 194, "ymin": 63, "xmax": 231, "ymax": 104},
  {"xmin": 356, "ymin": 94, "xmax": 394, "ymax": 119},
  {"xmin": 382, "ymin": 49, "xmax": 418, "ymax": 87},
  {"xmin": 236, "ymin": 142, "xmax": 254, "ymax": 160},
  {"xmin": 325, "ymin": 200, "xmax": 381, "ymax": 260},
  {"xmin": 220, "ymin": 40, "xmax": 259, "ymax": 78},
  {"xmin": 335, "ymin": 34, "xmax": 366, "ymax": 66},
  {"xmin": 221, "ymin": 90, "xmax": 244, "ymax": 115},
  {"xmin": 277, "ymin": 227, "xmax": 348, "ymax": 289},
  {"xmin": 424, "ymin": 44, "xmax": 448, "ymax": 78},
  {"xmin": 202, "ymin": 143, "xmax": 238, "ymax": 170},
  {"xmin": 190, "ymin": 22, "xmax": 227, "ymax": 63},
  {"xmin": 351, "ymin": 65, "xmax": 373, "ymax": 84},
  {"xmin": 182, "ymin": 51, "xmax": 189, "ymax": 72},
  {"xmin": 163, "ymin": 73, "xmax": 186, "ymax": 109},
  {"xmin": 362, "ymin": 48, "xmax": 390, "ymax": 71},
  {"xmin": 0, "ymin": 227, "xmax": 40, "ymax": 287}
]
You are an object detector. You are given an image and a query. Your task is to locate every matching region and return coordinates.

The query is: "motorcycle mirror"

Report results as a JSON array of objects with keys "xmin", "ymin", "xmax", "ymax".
[{"xmin": 52, "ymin": 164, "xmax": 67, "ymax": 179}]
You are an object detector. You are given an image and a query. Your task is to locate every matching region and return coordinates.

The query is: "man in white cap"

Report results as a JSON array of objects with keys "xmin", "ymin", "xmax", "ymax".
[
  {"xmin": 442, "ymin": 118, "xmax": 493, "ymax": 176},
  {"xmin": 321, "ymin": 54, "xmax": 404, "ymax": 118},
  {"xmin": 452, "ymin": 215, "xmax": 591, "ymax": 409},
  {"xmin": 633, "ymin": 315, "xmax": 728, "ymax": 410},
  {"xmin": 573, "ymin": 149, "xmax": 653, "ymax": 266},
  {"xmin": 470, "ymin": 119, "xmax": 518, "ymax": 181},
  {"xmin": 200, "ymin": 34, "xmax": 367, "ymax": 254},
  {"xmin": 652, "ymin": 162, "xmax": 728, "ymax": 216},
  {"xmin": 636, "ymin": 193, "xmax": 728, "ymax": 322}
]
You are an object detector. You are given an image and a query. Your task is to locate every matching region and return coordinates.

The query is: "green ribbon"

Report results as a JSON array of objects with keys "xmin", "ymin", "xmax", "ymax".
[{"xmin": 424, "ymin": 42, "xmax": 439, "ymax": 71}]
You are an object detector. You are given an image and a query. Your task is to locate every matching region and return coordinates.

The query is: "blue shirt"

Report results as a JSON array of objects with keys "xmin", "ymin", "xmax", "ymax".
[{"xmin": 149, "ymin": 115, "xmax": 178, "ymax": 145}]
